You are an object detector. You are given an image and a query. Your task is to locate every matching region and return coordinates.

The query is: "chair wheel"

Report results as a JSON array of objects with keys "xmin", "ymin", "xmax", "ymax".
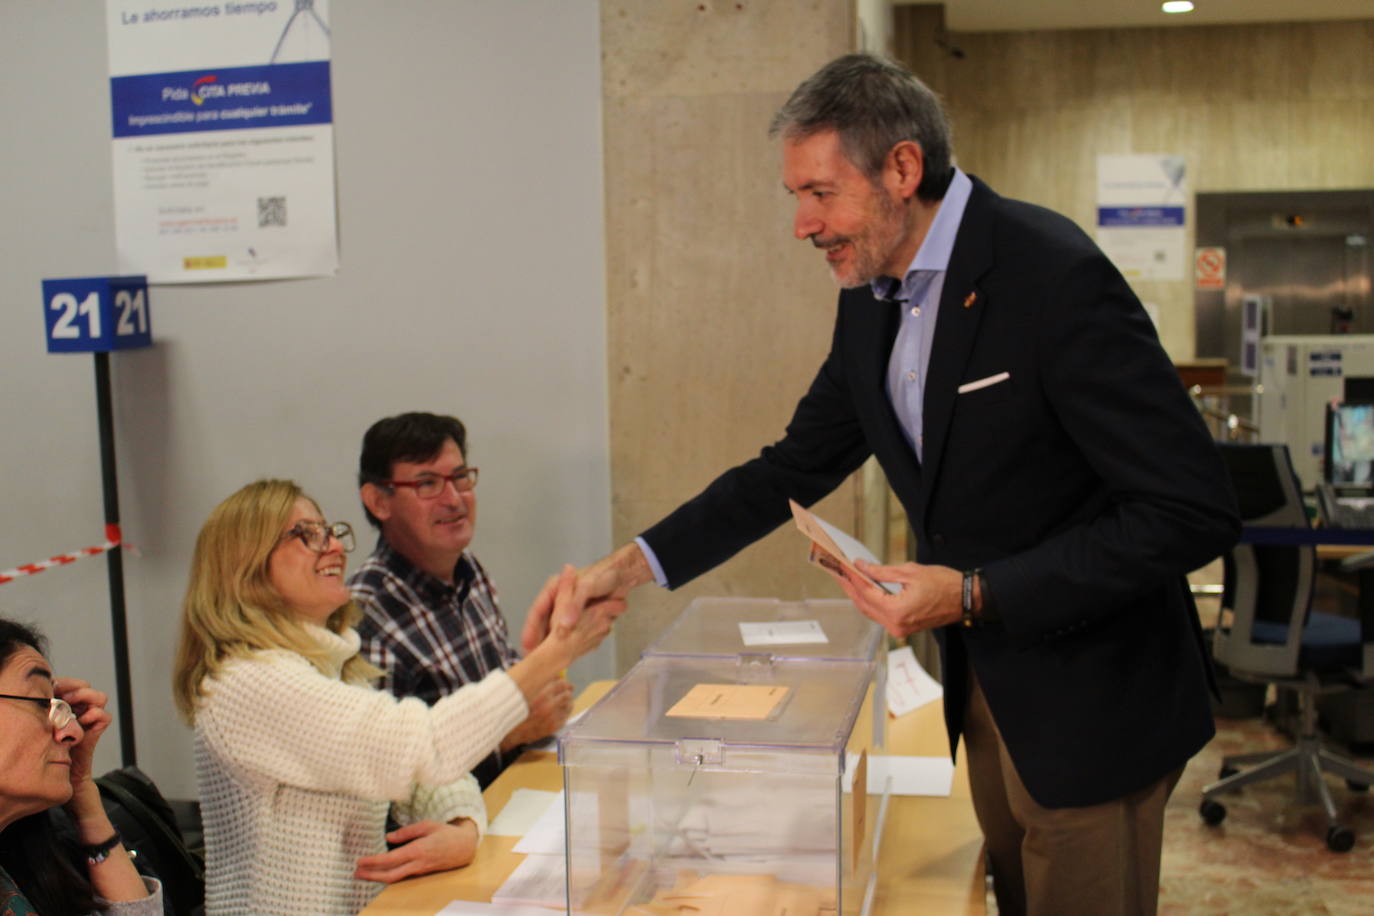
[
  {"xmin": 1326, "ymin": 825, "xmax": 1355, "ymax": 853},
  {"xmin": 1347, "ymin": 779, "xmax": 1370, "ymax": 793},
  {"xmin": 1199, "ymin": 799, "xmax": 1227, "ymax": 826},
  {"xmin": 1218, "ymin": 765, "xmax": 1238, "ymax": 779}
]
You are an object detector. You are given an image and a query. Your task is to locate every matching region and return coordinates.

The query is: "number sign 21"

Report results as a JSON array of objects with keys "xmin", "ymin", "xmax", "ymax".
[{"xmin": 41, "ymin": 276, "xmax": 153, "ymax": 353}]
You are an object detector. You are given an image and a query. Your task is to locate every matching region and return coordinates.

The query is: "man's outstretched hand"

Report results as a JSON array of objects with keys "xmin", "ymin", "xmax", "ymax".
[{"xmin": 521, "ymin": 543, "xmax": 652, "ymax": 653}]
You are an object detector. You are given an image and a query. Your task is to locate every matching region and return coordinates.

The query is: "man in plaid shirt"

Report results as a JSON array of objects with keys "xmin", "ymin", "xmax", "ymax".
[{"xmin": 349, "ymin": 412, "xmax": 573, "ymax": 788}]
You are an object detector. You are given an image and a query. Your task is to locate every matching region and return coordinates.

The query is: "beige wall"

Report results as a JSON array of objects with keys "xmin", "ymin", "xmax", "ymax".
[
  {"xmin": 895, "ymin": 13, "xmax": 1374, "ymax": 361},
  {"xmin": 602, "ymin": 0, "xmax": 860, "ymax": 670}
]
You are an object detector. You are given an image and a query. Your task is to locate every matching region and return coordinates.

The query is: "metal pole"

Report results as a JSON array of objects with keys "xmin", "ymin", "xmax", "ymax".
[{"xmin": 93, "ymin": 352, "xmax": 136, "ymax": 766}]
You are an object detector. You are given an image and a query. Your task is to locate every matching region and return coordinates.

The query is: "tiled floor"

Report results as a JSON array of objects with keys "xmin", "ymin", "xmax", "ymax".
[
  {"xmin": 983, "ymin": 713, "xmax": 1374, "ymax": 914},
  {"xmin": 1159, "ymin": 714, "xmax": 1374, "ymax": 915}
]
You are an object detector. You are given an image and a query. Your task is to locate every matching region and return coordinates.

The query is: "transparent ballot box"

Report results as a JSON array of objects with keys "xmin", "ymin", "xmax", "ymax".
[
  {"xmin": 644, "ymin": 597, "xmax": 887, "ymax": 751},
  {"xmin": 559, "ymin": 654, "xmax": 885, "ymax": 916}
]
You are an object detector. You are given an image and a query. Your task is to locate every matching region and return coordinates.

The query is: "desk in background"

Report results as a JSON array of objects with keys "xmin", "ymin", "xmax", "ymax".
[{"xmin": 361, "ymin": 680, "xmax": 985, "ymax": 915}]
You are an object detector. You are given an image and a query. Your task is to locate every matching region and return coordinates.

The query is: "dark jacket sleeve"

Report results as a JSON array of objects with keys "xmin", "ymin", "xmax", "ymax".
[{"xmin": 640, "ymin": 314, "xmax": 873, "ymax": 588}]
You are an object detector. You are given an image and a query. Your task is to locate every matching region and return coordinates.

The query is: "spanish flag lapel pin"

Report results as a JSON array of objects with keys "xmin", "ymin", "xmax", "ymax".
[{"xmin": 962, "ymin": 290, "xmax": 978, "ymax": 309}]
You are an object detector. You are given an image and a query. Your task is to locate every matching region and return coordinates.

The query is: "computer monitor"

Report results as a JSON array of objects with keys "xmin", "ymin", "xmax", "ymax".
[{"xmin": 1324, "ymin": 402, "xmax": 1374, "ymax": 484}]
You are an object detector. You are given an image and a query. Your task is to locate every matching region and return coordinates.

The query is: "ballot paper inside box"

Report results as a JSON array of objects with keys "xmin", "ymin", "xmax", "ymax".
[
  {"xmin": 644, "ymin": 597, "xmax": 887, "ymax": 752},
  {"xmin": 559, "ymin": 654, "xmax": 882, "ymax": 916}
]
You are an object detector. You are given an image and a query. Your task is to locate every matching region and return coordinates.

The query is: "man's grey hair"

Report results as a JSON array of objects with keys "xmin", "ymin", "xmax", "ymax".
[{"xmin": 770, "ymin": 53, "xmax": 953, "ymax": 202}]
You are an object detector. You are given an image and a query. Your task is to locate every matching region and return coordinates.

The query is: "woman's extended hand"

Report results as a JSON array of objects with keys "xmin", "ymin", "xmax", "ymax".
[{"xmin": 541, "ymin": 565, "xmax": 618, "ymax": 667}]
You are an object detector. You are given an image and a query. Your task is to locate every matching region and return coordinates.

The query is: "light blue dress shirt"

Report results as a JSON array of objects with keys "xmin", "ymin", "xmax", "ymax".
[
  {"xmin": 637, "ymin": 168, "xmax": 975, "ymax": 588},
  {"xmin": 875, "ymin": 167, "xmax": 973, "ymax": 461}
]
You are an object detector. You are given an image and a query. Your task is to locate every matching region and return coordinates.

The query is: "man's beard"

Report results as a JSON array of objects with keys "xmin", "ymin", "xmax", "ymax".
[{"xmin": 812, "ymin": 189, "xmax": 907, "ymax": 288}]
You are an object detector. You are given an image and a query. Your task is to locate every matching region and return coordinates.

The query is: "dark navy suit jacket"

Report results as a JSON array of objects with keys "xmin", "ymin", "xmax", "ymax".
[{"xmin": 640, "ymin": 176, "xmax": 1240, "ymax": 808}]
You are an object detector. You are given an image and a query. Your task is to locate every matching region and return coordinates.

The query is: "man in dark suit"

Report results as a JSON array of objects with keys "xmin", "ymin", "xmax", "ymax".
[{"xmin": 527, "ymin": 53, "xmax": 1239, "ymax": 915}]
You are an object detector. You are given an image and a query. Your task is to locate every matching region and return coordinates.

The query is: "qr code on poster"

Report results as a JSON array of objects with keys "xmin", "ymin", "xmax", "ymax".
[{"xmin": 258, "ymin": 196, "xmax": 287, "ymax": 228}]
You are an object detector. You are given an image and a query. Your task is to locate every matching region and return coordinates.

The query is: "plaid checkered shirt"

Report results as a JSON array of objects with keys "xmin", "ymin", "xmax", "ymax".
[{"xmin": 349, "ymin": 536, "xmax": 522, "ymax": 787}]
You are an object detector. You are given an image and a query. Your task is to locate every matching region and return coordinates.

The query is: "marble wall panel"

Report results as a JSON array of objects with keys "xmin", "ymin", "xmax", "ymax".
[{"xmin": 603, "ymin": 0, "xmax": 858, "ymax": 670}]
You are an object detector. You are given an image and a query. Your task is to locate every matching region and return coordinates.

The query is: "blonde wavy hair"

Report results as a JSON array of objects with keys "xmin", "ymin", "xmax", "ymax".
[{"xmin": 172, "ymin": 479, "xmax": 378, "ymax": 722}]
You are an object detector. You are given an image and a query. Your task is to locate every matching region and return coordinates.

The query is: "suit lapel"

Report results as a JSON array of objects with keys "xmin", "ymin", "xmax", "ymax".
[
  {"xmin": 843, "ymin": 287, "xmax": 923, "ymax": 499},
  {"xmin": 919, "ymin": 179, "xmax": 997, "ymax": 519}
]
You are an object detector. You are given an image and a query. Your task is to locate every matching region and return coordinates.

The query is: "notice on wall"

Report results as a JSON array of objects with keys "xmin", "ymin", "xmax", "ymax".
[
  {"xmin": 1095, "ymin": 155, "xmax": 1187, "ymax": 282},
  {"xmin": 105, "ymin": 1, "xmax": 338, "ymax": 283}
]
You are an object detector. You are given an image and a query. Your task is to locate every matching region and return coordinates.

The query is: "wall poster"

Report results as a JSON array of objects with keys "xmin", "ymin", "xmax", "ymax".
[
  {"xmin": 106, "ymin": 1, "xmax": 338, "ymax": 283},
  {"xmin": 1095, "ymin": 154, "xmax": 1187, "ymax": 282}
]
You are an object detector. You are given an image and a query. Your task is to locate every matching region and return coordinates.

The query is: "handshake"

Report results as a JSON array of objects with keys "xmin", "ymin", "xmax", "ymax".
[{"xmin": 520, "ymin": 545, "xmax": 654, "ymax": 655}]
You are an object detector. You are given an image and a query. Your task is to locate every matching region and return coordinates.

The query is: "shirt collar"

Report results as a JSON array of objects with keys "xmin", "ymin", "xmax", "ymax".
[
  {"xmin": 870, "ymin": 166, "xmax": 973, "ymax": 301},
  {"xmin": 374, "ymin": 535, "xmax": 475, "ymax": 602}
]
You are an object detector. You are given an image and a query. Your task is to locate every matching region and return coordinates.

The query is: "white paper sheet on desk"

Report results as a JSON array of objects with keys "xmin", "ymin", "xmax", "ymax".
[
  {"xmin": 511, "ymin": 790, "xmax": 566, "ymax": 854},
  {"xmin": 487, "ymin": 789, "xmax": 560, "ymax": 837},
  {"xmin": 843, "ymin": 754, "xmax": 955, "ymax": 797},
  {"xmin": 436, "ymin": 900, "xmax": 559, "ymax": 915},
  {"xmin": 489, "ymin": 852, "xmax": 568, "ymax": 910},
  {"xmin": 887, "ymin": 644, "xmax": 943, "ymax": 716}
]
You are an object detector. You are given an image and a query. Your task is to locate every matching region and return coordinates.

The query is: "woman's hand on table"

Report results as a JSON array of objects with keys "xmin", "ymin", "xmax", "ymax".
[{"xmin": 354, "ymin": 817, "xmax": 479, "ymax": 884}]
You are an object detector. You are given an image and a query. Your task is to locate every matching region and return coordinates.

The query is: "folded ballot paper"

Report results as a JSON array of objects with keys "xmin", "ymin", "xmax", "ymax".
[{"xmin": 789, "ymin": 499, "xmax": 900, "ymax": 595}]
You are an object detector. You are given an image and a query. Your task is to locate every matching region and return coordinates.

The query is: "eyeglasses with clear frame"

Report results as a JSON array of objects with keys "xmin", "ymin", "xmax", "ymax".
[
  {"xmin": 0, "ymin": 694, "xmax": 76, "ymax": 730},
  {"xmin": 379, "ymin": 467, "xmax": 479, "ymax": 500},
  {"xmin": 279, "ymin": 520, "xmax": 356, "ymax": 553}
]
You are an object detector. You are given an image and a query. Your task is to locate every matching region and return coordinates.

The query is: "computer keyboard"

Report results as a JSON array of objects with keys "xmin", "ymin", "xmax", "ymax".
[{"xmin": 1328, "ymin": 497, "xmax": 1374, "ymax": 530}]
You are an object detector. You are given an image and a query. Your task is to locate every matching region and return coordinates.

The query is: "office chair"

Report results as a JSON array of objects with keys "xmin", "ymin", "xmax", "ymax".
[{"xmin": 1199, "ymin": 443, "xmax": 1374, "ymax": 852}]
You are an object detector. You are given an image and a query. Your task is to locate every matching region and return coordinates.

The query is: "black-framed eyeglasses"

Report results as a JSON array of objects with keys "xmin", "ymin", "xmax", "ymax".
[
  {"xmin": 0, "ymin": 694, "xmax": 76, "ymax": 730},
  {"xmin": 280, "ymin": 520, "xmax": 356, "ymax": 553},
  {"xmin": 379, "ymin": 467, "xmax": 479, "ymax": 500}
]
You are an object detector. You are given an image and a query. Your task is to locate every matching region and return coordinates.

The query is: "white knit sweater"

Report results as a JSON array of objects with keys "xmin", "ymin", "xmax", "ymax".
[{"xmin": 194, "ymin": 625, "xmax": 528, "ymax": 915}]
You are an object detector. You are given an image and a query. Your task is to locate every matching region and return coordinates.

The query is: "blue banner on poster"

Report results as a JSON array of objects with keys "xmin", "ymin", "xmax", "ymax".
[
  {"xmin": 1096, "ymin": 206, "xmax": 1185, "ymax": 228},
  {"xmin": 110, "ymin": 61, "xmax": 331, "ymax": 137}
]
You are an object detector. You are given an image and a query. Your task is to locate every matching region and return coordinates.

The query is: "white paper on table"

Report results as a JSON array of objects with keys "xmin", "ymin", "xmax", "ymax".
[
  {"xmin": 488, "ymin": 852, "xmax": 567, "ymax": 910},
  {"xmin": 436, "ymin": 900, "xmax": 560, "ymax": 915},
  {"xmin": 487, "ymin": 789, "xmax": 560, "ymax": 837},
  {"xmin": 511, "ymin": 791, "xmax": 566, "ymax": 855},
  {"xmin": 738, "ymin": 619, "xmax": 829, "ymax": 646},
  {"xmin": 843, "ymin": 753, "xmax": 955, "ymax": 797},
  {"xmin": 886, "ymin": 644, "xmax": 943, "ymax": 716}
]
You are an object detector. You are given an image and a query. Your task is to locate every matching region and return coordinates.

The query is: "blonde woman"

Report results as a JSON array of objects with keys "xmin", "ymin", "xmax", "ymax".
[{"xmin": 173, "ymin": 479, "xmax": 610, "ymax": 915}]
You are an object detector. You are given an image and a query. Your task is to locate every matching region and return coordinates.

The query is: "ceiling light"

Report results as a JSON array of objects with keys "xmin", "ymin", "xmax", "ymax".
[{"xmin": 1162, "ymin": 1, "xmax": 1195, "ymax": 12}]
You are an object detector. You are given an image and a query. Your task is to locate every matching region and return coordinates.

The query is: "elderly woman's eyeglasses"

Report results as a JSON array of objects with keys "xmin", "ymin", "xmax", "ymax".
[
  {"xmin": 380, "ymin": 467, "xmax": 479, "ymax": 500},
  {"xmin": 0, "ymin": 694, "xmax": 76, "ymax": 730},
  {"xmin": 280, "ymin": 520, "xmax": 356, "ymax": 553}
]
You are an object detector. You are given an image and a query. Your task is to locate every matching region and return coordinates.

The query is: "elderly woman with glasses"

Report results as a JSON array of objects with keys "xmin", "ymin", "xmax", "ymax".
[
  {"xmin": 172, "ymin": 479, "xmax": 612, "ymax": 915},
  {"xmin": 0, "ymin": 618, "xmax": 162, "ymax": 914}
]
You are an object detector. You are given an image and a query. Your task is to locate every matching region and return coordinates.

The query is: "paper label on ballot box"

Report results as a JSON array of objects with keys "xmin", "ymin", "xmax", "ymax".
[{"xmin": 665, "ymin": 684, "xmax": 790, "ymax": 720}]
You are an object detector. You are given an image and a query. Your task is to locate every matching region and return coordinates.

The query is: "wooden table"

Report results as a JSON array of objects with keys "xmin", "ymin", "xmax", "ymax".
[{"xmin": 362, "ymin": 681, "xmax": 985, "ymax": 915}]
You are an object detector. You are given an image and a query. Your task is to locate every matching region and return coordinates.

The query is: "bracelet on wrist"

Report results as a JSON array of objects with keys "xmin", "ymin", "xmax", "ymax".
[
  {"xmin": 961, "ymin": 568, "xmax": 980, "ymax": 629},
  {"xmin": 83, "ymin": 830, "xmax": 123, "ymax": 866}
]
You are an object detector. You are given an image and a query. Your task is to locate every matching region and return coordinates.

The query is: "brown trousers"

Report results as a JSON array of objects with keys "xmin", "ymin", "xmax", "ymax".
[{"xmin": 963, "ymin": 672, "xmax": 1182, "ymax": 916}]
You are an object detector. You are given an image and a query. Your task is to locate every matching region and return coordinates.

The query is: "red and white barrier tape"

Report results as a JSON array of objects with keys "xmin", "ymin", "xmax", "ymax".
[{"xmin": 0, "ymin": 525, "xmax": 123, "ymax": 585}]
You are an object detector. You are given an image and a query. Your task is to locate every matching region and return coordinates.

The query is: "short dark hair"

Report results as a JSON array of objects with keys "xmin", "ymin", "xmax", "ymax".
[
  {"xmin": 769, "ymin": 52, "xmax": 954, "ymax": 202},
  {"xmin": 358, "ymin": 412, "xmax": 469, "ymax": 528},
  {"xmin": 0, "ymin": 617, "xmax": 45, "ymax": 668}
]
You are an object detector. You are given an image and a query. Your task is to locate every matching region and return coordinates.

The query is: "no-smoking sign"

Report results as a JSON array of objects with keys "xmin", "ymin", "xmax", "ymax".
[{"xmin": 1195, "ymin": 247, "xmax": 1226, "ymax": 290}]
